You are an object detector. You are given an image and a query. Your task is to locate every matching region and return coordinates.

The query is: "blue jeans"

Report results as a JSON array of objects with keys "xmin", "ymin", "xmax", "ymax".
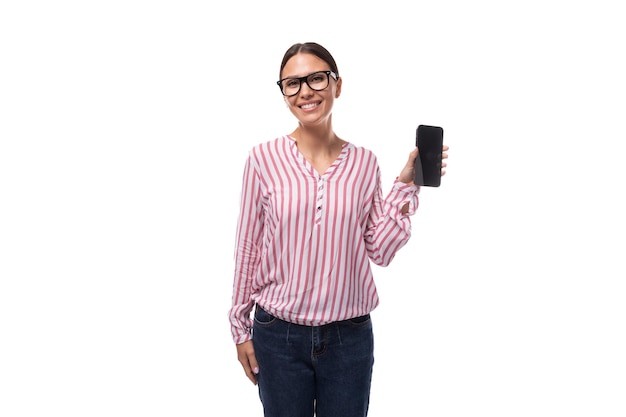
[{"xmin": 253, "ymin": 305, "xmax": 374, "ymax": 417}]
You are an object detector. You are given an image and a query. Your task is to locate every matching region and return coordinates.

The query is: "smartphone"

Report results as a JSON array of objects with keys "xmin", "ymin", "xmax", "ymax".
[{"xmin": 413, "ymin": 124, "xmax": 444, "ymax": 187}]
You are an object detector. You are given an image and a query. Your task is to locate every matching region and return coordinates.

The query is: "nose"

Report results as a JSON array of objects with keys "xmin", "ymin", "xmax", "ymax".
[{"xmin": 299, "ymin": 80, "xmax": 314, "ymax": 97}]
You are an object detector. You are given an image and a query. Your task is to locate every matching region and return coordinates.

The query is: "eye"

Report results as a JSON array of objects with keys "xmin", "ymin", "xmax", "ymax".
[
  {"xmin": 309, "ymin": 73, "xmax": 325, "ymax": 83},
  {"xmin": 285, "ymin": 79, "xmax": 300, "ymax": 88}
]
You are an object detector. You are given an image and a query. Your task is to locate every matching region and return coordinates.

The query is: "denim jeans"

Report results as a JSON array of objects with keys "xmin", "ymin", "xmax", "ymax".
[{"xmin": 253, "ymin": 305, "xmax": 374, "ymax": 417}]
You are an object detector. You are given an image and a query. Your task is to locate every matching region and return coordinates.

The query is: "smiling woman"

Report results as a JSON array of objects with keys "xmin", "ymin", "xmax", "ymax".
[
  {"xmin": 227, "ymin": 41, "xmax": 448, "ymax": 417},
  {"xmin": 3, "ymin": 1, "xmax": 624, "ymax": 416}
]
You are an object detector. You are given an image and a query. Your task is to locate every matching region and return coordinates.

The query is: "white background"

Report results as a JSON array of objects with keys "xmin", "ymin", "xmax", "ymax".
[{"xmin": 1, "ymin": 1, "xmax": 625, "ymax": 416}]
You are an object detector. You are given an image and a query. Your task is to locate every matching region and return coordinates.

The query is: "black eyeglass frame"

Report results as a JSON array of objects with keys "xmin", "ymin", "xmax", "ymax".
[{"xmin": 276, "ymin": 70, "xmax": 338, "ymax": 97}]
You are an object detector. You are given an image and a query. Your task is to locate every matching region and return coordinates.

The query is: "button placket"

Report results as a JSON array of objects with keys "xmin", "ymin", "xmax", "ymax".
[{"xmin": 314, "ymin": 176, "xmax": 324, "ymax": 224}]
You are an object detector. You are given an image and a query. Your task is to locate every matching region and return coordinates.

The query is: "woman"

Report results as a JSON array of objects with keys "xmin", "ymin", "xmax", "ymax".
[{"xmin": 228, "ymin": 42, "xmax": 448, "ymax": 417}]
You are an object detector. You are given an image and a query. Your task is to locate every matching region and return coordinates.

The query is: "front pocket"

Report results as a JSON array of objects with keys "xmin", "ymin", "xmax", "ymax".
[
  {"xmin": 254, "ymin": 305, "xmax": 277, "ymax": 325},
  {"xmin": 348, "ymin": 314, "xmax": 371, "ymax": 325}
]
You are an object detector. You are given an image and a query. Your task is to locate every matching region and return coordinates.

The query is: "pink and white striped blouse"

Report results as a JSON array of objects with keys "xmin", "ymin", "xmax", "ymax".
[{"xmin": 229, "ymin": 135, "xmax": 419, "ymax": 344}]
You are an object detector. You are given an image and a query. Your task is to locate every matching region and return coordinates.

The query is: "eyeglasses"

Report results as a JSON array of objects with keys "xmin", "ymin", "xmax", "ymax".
[{"xmin": 277, "ymin": 70, "xmax": 338, "ymax": 97}]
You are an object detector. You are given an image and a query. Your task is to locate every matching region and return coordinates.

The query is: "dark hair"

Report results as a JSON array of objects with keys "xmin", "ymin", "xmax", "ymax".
[{"xmin": 279, "ymin": 42, "xmax": 339, "ymax": 79}]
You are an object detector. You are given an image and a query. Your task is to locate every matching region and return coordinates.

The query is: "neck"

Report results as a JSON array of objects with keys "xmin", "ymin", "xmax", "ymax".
[
  {"xmin": 291, "ymin": 123, "xmax": 337, "ymax": 149},
  {"xmin": 290, "ymin": 125, "xmax": 345, "ymax": 176}
]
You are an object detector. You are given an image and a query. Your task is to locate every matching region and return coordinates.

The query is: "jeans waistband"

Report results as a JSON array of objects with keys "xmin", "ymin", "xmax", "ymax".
[{"xmin": 256, "ymin": 304, "xmax": 369, "ymax": 326}]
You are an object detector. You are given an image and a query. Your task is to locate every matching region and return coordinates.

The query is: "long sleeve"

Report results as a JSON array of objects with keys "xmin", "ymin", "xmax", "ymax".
[
  {"xmin": 364, "ymin": 175, "xmax": 419, "ymax": 267},
  {"xmin": 228, "ymin": 155, "xmax": 264, "ymax": 344}
]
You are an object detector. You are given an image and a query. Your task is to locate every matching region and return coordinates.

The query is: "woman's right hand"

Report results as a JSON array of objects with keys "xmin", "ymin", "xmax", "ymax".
[{"xmin": 236, "ymin": 340, "xmax": 259, "ymax": 385}]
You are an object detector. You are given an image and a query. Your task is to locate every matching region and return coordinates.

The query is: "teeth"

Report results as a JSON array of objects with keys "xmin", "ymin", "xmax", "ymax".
[{"xmin": 301, "ymin": 103, "xmax": 317, "ymax": 109}]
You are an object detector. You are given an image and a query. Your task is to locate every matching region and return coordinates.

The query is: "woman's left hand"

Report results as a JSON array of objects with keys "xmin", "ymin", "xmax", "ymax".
[{"xmin": 398, "ymin": 145, "xmax": 449, "ymax": 185}]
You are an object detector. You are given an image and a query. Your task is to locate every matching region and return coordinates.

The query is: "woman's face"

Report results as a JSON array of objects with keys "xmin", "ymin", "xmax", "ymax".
[{"xmin": 280, "ymin": 53, "xmax": 341, "ymax": 128}]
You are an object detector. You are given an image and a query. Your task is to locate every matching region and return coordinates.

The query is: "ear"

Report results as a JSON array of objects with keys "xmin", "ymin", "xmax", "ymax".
[{"xmin": 335, "ymin": 77, "xmax": 342, "ymax": 98}]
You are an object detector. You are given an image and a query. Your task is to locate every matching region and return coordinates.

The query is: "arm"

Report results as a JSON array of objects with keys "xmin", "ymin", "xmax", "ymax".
[
  {"xmin": 228, "ymin": 155, "xmax": 264, "ymax": 344},
  {"xmin": 364, "ymin": 146, "xmax": 448, "ymax": 266}
]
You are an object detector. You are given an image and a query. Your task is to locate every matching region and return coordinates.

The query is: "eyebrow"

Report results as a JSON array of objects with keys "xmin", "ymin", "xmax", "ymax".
[{"xmin": 281, "ymin": 69, "xmax": 332, "ymax": 80}]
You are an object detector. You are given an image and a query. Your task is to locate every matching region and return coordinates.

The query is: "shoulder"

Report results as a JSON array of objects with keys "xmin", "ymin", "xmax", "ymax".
[
  {"xmin": 250, "ymin": 135, "xmax": 292, "ymax": 153},
  {"xmin": 246, "ymin": 136, "xmax": 294, "ymax": 171},
  {"xmin": 248, "ymin": 136, "xmax": 292, "ymax": 158}
]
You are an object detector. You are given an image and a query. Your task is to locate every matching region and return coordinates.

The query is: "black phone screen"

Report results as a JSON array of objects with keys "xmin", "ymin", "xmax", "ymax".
[{"xmin": 414, "ymin": 124, "xmax": 443, "ymax": 187}]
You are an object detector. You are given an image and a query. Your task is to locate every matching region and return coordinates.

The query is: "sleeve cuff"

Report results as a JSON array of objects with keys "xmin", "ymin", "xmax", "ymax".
[{"xmin": 392, "ymin": 179, "xmax": 420, "ymax": 216}]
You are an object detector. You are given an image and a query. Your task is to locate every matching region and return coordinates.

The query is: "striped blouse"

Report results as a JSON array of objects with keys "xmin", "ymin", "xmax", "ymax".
[{"xmin": 228, "ymin": 135, "xmax": 419, "ymax": 344}]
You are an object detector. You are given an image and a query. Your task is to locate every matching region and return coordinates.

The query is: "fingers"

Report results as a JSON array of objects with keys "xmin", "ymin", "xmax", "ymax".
[
  {"xmin": 247, "ymin": 352, "xmax": 259, "ymax": 385},
  {"xmin": 236, "ymin": 340, "xmax": 259, "ymax": 385},
  {"xmin": 441, "ymin": 145, "xmax": 448, "ymax": 177}
]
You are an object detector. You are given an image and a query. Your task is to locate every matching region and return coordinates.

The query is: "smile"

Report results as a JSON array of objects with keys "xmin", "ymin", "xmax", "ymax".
[{"xmin": 300, "ymin": 102, "xmax": 320, "ymax": 110}]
